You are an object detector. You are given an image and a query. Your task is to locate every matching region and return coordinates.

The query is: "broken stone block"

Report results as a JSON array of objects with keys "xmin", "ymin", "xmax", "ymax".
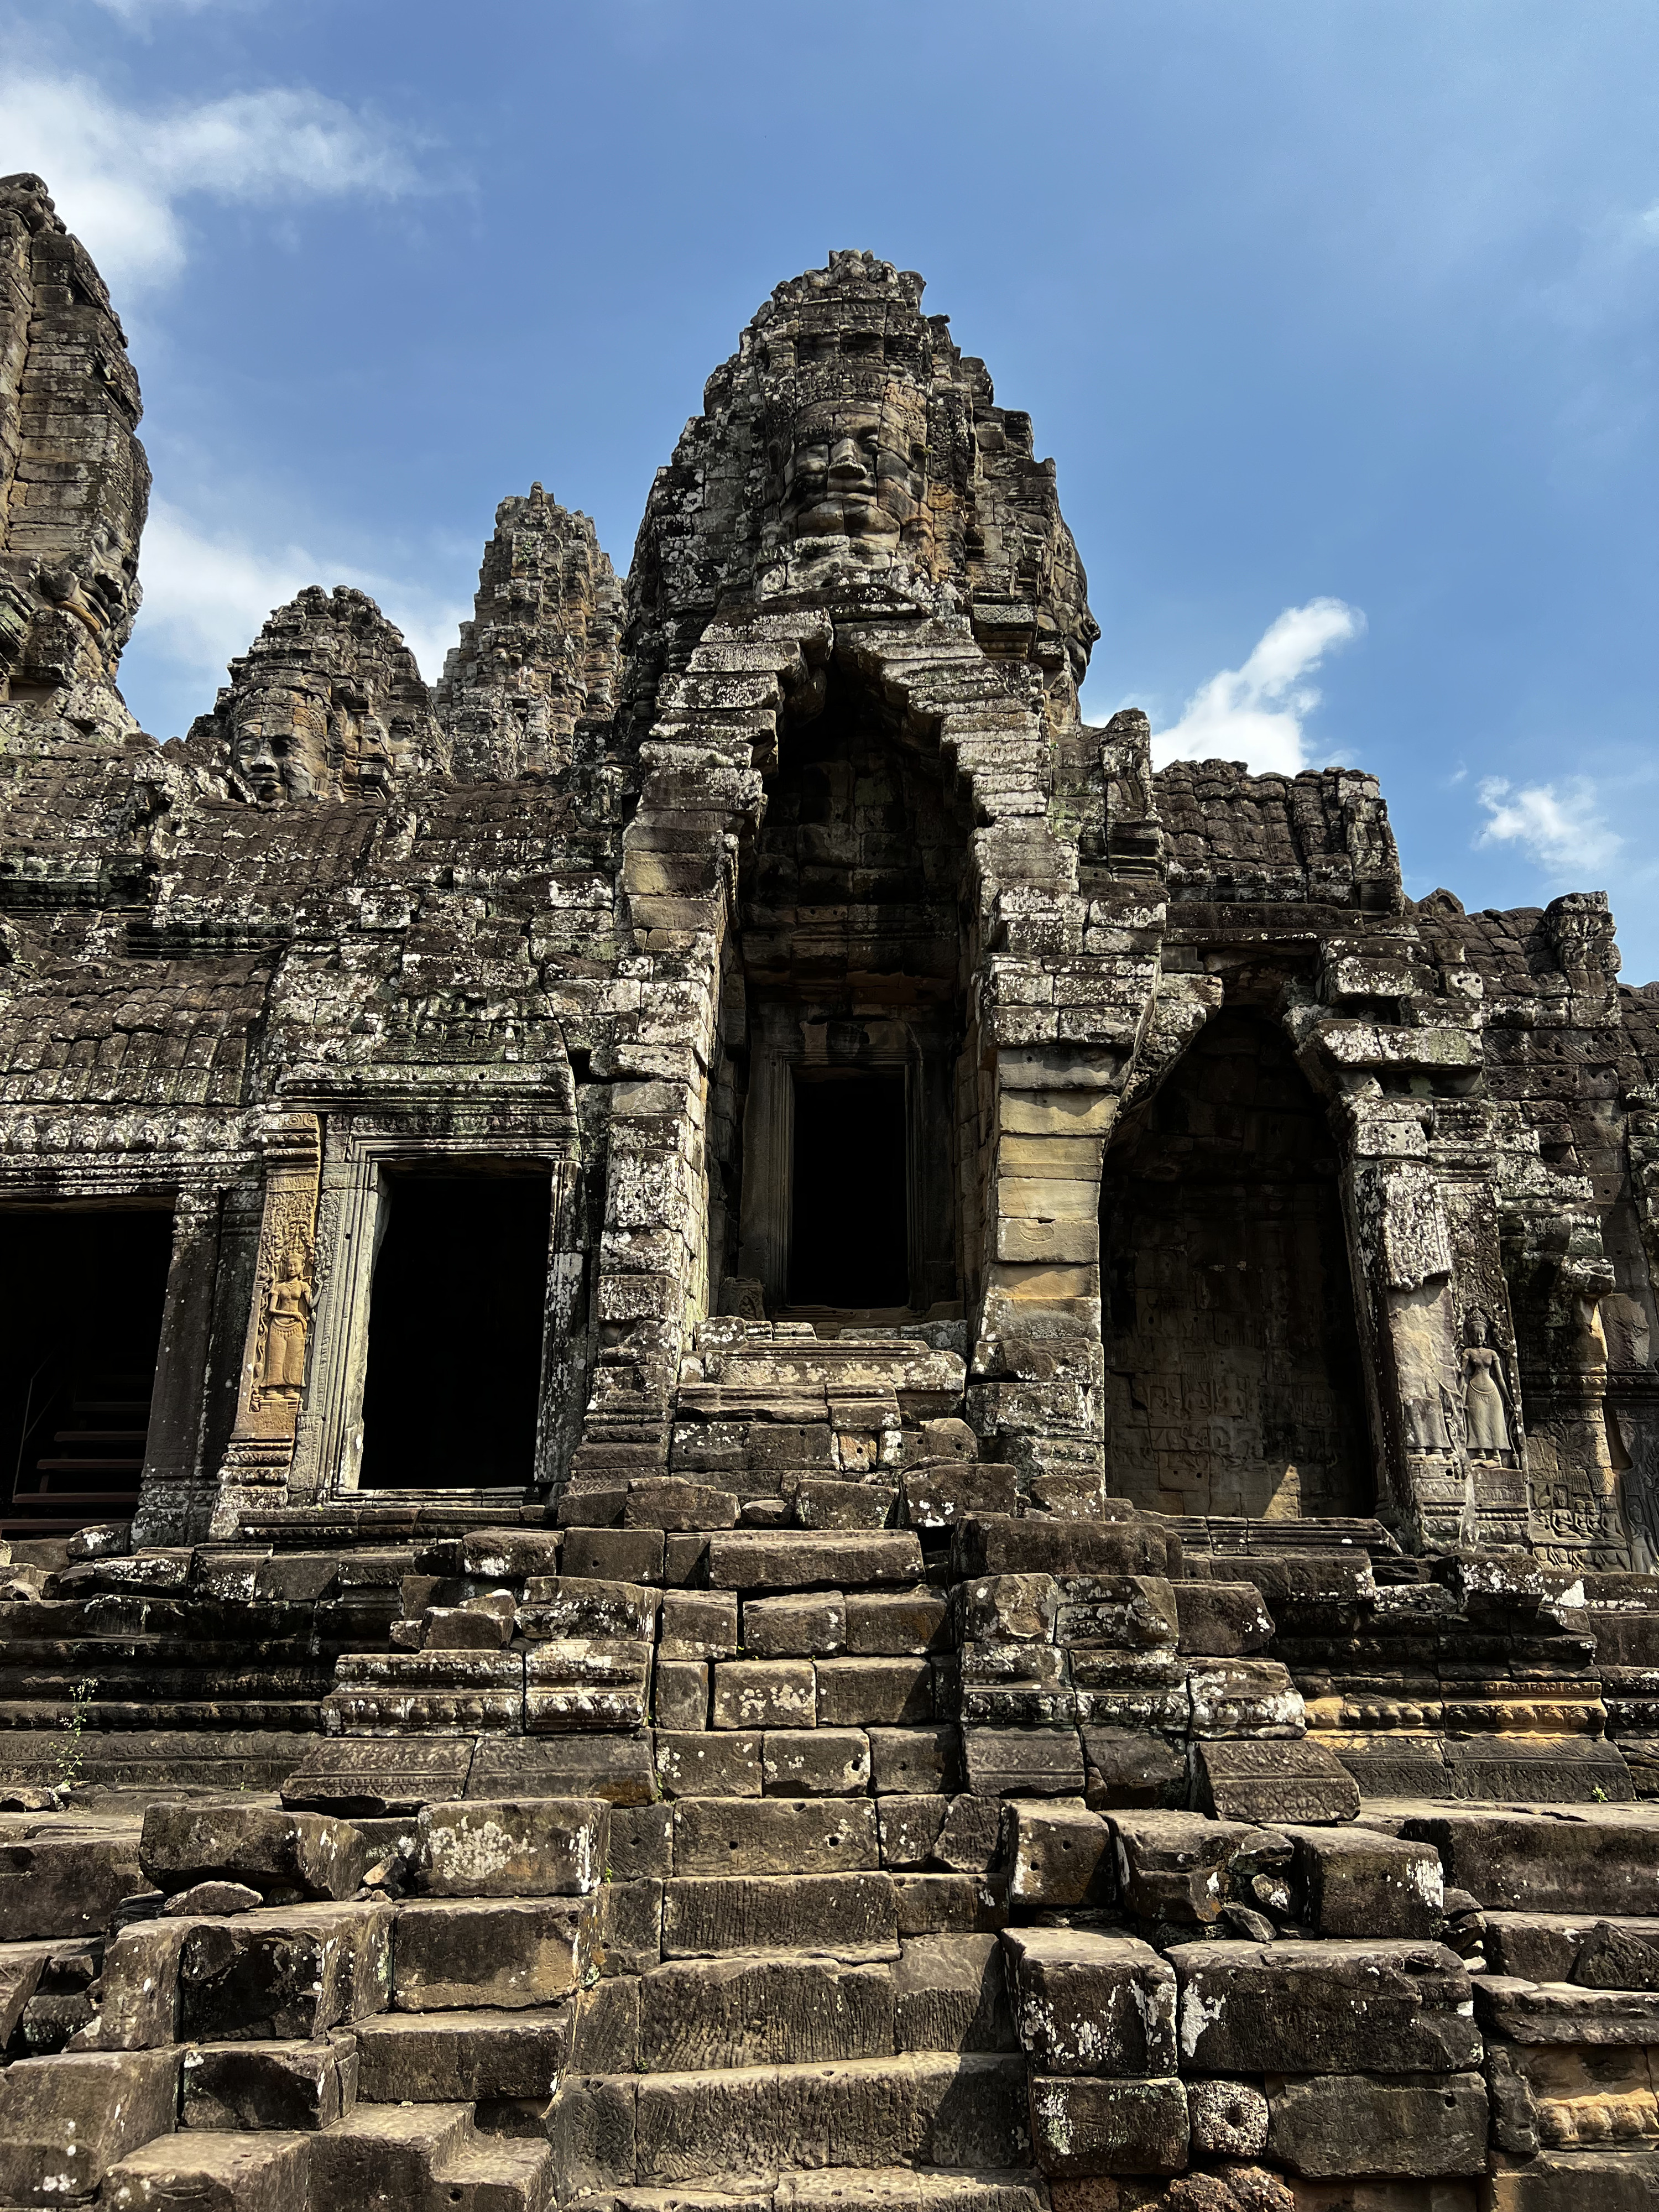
[
  {"xmin": 934, "ymin": 1792, "xmax": 1006, "ymax": 1874},
  {"xmin": 180, "ymin": 2036, "xmax": 357, "ymax": 2130},
  {"xmin": 713, "ymin": 1658, "xmax": 817, "ymax": 1729},
  {"xmin": 1053, "ymin": 1575, "xmax": 1179, "ymax": 1650},
  {"xmin": 1006, "ymin": 1802, "xmax": 1112, "ymax": 1908},
  {"xmin": 177, "ymin": 1903, "xmax": 393, "ymax": 2041},
  {"xmin": 69, "ymin": 1920, "xmax": 188, "ymax": 2049},
  {"xmin": 1027, "ymin": 2073, "xmax": 1188, "ymax": 2177},
  {"xmin": 1079, "ymin": 1726, "xmax": 1185, "ymax": 1810},
  {"xmin": 762, "ymin": 1728, "xmax": 871, "ymax": 1796},
  {"xmin": 893, "ymin": 1933, "xmax": 1013, "ymax": 2052},
  {"xmin": 1281, "ymin": 1822, "xmax": 1443, "ymax": 1937},
  {"xmin": 1109, "ymin": 1811, "xmax": 1282, "ymax": 1926},
  {"xmin": 661, "ymin": 1872, "xmax": 898, "ymax": 1958},
  {"xmin": 654, "ymin": 1658, "xmax": 709, "ymax": 1729},
  {"xmin": 672, "ymin": 1796, "xmax": 878, "ymax": 1876},
  {"xmin": 1186, "ymin": 1658, "xmax": 1303, "ymax": 1737},
  {"xmin": 415, "ymin": 1797, "xmax": 608, "ymax": 1896},
  {"xmin": 0, "ymin": 1943, "xmax": 47, "ymax": 2046},
  {"xmin": 955, "ymin": 1574, "xmax": 1060, "ymax": 1643},
  {"xmin": 417, "ymin": 1528, "xmax": 562, "ymax": 1582},
  {"xmin": 105, "ymin": 2128, "xmax": 310, "ymax": 2212},
  {"xmin": 160, "ymin": 1883, "xmax": 263, "ymax": 1918},
  {"xmin": 653, "ymin": 1730, "xmax": 763, "ymax": 1797},
  {"xmin": 742, "ymin": 1591, "xmax": 847, "ymax": 1657},
  {"xmin": 139, "ymin": 1801, "xmax": 367, "ymax": 1901},
  {"xmin": 878, "ymin": 1795, "xmax": 951, "ymax": 1869},
  {"xmin": 524, "ymin": 1639, "xmax": 653, "ymax": 1731},
  {"xmin": 962, "ymin": 1726, "xmax": 1084, "ymax": 1798},
  {"xmin": 1175, "ymin": 1579, "xmax": 1276, "ymax": 1655},
  {"xmin": 1003, "ymin": 1928, "xmax": 1176, "ymax": 2075},
  {"xmin": 518, "ymin": 1575, "xmax": 658, "ymax": 1641},
  {"xmin": 657, "ymin": 1590, "xmax": 739, "ymax": 1660},
  {"xmin": 420, "ymin": 1600, "xmax": 513, "ymax": 1651},
  {"xmin": 1168, "ymin": 1938, "xmax": 1480, "ymax": 2073},
  {"xmin": 1193, "ymin": 1737, "xmax": 1361, "ymax": 1824},
  {"xmin": 1188, "ymin": 2077, "xmax": 1269, "ymax": 2157},
  {"xmin": 0, "ymin": 2047, "xmax": 179, "ymax": 2202},
  {"xmin": 393, "ymin": 1897, "xmax": 590, "ymax": 2008},
  {"xmin": 817, "ymin": 1657, "xmax": 935, "ymax": 1726},
  {"xmin": 1266, "ymin": 2070, "xmax": 1491, "ymax": 2177}
]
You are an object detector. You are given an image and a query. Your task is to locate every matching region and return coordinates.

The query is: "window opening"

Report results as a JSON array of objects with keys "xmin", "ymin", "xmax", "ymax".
[
  {"xmin": 358, "ymin": 1172, "xmax": 550, "ymax": 1489},
  {"xmin": 788, "ymin": 1071, "xmax": 908, "ymax": 1310},
  {"xmin": 0, "ymin": 1208, "xmax": 173, "ymax": 1536}
]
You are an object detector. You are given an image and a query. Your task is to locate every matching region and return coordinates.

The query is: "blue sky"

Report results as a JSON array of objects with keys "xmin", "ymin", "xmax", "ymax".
[{"xmin": 4, "ymin": 2, "xmax": 1657, "ymax": 968}]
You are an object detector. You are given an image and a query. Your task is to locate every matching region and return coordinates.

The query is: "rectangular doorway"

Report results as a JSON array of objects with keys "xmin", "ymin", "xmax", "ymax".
[
  {"xmin": 0, "ymin": 1207, "xmax": 174, "ymax": 1535},
  {"xmin": 358, "ymin": 1171, "xmax": 551, "ymax": 1489},
  {"xmin": 788, "ymin": 1071, "xmax": 909, "ymax": 1309}
]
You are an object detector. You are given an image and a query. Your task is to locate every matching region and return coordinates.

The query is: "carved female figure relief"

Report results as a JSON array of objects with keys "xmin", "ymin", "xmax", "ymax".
[
  {"xmin": 257, "ymin": 1242, "xmax": 313, "ymax": 1397},
  {"xmin": 1463, "ymin": 1308, "xmax": 1514, "ymax": 1457}
]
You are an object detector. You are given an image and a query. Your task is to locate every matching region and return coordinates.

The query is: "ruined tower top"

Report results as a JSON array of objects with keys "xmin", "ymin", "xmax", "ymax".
[{"xmin": 624, "ymin": 249, "xmax": 1099, "ymax": 734}]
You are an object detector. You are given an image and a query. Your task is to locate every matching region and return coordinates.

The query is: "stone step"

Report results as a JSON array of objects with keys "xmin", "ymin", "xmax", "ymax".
[
  {"xmin": 430, "ymin": 2130, "xmax": 555, "ymax": 2212},
  {"xmin": 355, "ymin": 2006, "xmax": 573, "ymax": 2101},
  {"xmin": 671, "ymin": 1797, "xmax": 880, "ymax": 1876},
  {"xmin": 0, "ymin": 1698, "xmax": 326, "ymax": 1731},
  {"xmin": 105, "ymin": 2128, "xmax": 312, "ymax": 2212},
  {"xmin": 1396, "ymin": 1805, "xmax": 1659, "ymax": 1916},
  {"xmin": 661, "ymin": 1872, "xmax": 899, "ymax": 1959},
  {"xmin": 596, "ymin": 2169, "xmax": 1044, "ymax": 2212},
  {"xmin": 552, "ymin": 2053, "xmax": 1031, "ymax": 2190},
  {"xmin": 634, "ymin": 1936, "xmax": 1012, "ymax": 2069},
  {"xmin": 705, "ymin": 1532, "xmax": 925, "ymax": 1595},
  {"xmin": 307, "ymin": 2100, "xmax": 487, "ymax": 2210},
  {"xmin": 1484, "ymin": 1909, "xmax": 1659, "ymax": 1985},
  {"xmin": 0, "ymin": 2047, "xmax": 180, "ymax": 2201}
]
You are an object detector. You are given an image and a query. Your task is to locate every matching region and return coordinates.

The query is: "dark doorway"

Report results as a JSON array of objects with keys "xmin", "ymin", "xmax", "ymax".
[
  {"xmin": 1099, "ymin": 1010, "xmax": 1371, "ymax": 1520},
  {"xmin": 0, "ymin": 1208, "xmax": 174, "ymax": 1535},
  {"xmin": 789, "ymin": 1072, "xmax": 909, "ymax": 1308},
  {"xmin": 359, "ymin": 1172, "xmax": 550, "ymax": 1489}
]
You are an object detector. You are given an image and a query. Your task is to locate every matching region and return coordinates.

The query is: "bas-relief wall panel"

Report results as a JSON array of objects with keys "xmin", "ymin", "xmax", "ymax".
[{"xmin": 1101, "ymin": 1011, "xmax": 1372, "ymax": 1519}]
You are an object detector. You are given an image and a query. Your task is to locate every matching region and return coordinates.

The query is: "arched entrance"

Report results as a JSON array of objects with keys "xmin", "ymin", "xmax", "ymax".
[
  {"xmin": 720, "ymin": 661, "xmax": 969, "ymax": 1319},
  {"xmin": 1100, "ymin": 1008, "xmax": 1371, "ymax": 1517}
]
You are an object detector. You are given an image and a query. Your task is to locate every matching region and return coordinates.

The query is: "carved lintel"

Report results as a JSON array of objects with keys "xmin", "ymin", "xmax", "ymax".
[{"xmin": 218, "ymin": 1112, "xmax": 322, "ymax": 1495}]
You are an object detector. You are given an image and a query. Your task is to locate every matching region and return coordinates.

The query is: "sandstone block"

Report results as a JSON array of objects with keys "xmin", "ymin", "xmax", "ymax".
[
  {"xmin": 637, "ymin": 1954, "xmax": 893, "ymax": 2069},
  {"xmin": 658, "ymin": 1589, "xmax": 739, "ymax": 1660},
  {"xmin": 672, "ymin": 1796, "xmax": 878, "ymax": 1876},
  {"xmin": 103, "ymin": 2130, "xmax": 309, "ymax": 2212},
  {"xmin": 519, "ymin": 1575, "xmax": 658, "ymax": 1641},
  {"xmin": 1007, "ymin": 1802, "xmax": 1112, "ymax": 1908},
  {"xmin": 1267, "ymin": 2070, "xmax": 1490, "ymax": 2177},
  {"xmin": 817, "ymin": 1657, "xmax": 935, "ymax": 1726},
  {"xmin": 901, "ymin": 1465, "xmax": 1019, "ymax": 1527},
  {"xmin": 654, "ymin": 1730, "xmax": 762, "ymax": 1797},
  {"xmin": 763, "ymin": 1728, "xmax": 871, "ymax": 1795},
  {"xmin": 180, "ymin": 2036, "xmax": 357, "ymax": 2130},
  {"xmin": 894, "ymin": 1873, "xmax": 1008, "ymax": 1936},
  {"xmin": 962, "ymin": 1726, "xmax": 1084, "ymax": 1798},
  {"xmin": 0, "ymin": 2048, "xmax": 180, "ymax": 2204},
  {"xmin": 525, "ymin": 1639, "xmax": 653, "ymax": 1731},
  {"xmin": 954, "ymin": 1573, "xmax": 1060, "ymax": 1643},
  {"xmin": 415, "ymin": 1797, "xmax": 608, "ymax": 1897},
  {"xmin": 1193, "ymin": 1736, "xmax": 1360, "ymax": 1823},
  {"xmin": 893, "ymin": 1932, "xmax": 1012, "ymax": 2052},
  {"xmin": 1281, "ymin": 1821, "xmax": 1443, "ymax": 1937},
  {"xmin": 1168, "ymin": 1938, "xmax": 1480, "ymax": 2073},
  {"xmin": 707, "ymin": 1529, "xmax": 923, "ymax": 1591},
  {"xmin": 743, "ymin": 1591, "xmax": 846, "ymax": 1657},
  {"xmin": 868, "ymin": 1724, "xmax": 960, "ymax": 1794},
  {"xmin": 653, "ymin": 1659, "xmax": 708, "ymax": 1729},
  {"xmin": 713, "ymin": 1658, "xmax": 817, "ymax": 1729},
  {"xmin": 847, "ymin": 1588, "xmax": 951, "ymax": 1653},
  {"xmin": 661, "ymin": 1872, "xmax": 898, "ymax": 1958},
  {"xmin": 1175, "ymin": 1579, "xmax": 1276, "ymax": 1655},
  {"xmin": 1027, "ymin": 2073, "xmax": 1188, "ymax": 2176},
  {"xmin": 1110, "ymin": 1810, "xmax": 1281, "ymax": 1926},
  {"xmin": 393, "ymin": 1897, "xmax": 589, "ymax": 2010},
  {"xmin": 354, "ymin": 2006, "xmax": 572, "ymax": 2101},
  {"xmin": 1002, "ymin": 1928, "xmax": 1176, "ymax": 2075}
]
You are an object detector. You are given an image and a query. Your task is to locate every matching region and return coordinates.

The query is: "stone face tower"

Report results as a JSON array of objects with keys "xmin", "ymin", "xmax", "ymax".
[{"xmin": 7, "ymin": 204, "xmax": 1659, "ymax": 2212}]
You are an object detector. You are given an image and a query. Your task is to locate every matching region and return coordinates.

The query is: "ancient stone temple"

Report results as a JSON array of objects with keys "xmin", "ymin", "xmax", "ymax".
[{"xmin": 1, "ymin": 173, "xmax": 1657, "ymax": 2209}]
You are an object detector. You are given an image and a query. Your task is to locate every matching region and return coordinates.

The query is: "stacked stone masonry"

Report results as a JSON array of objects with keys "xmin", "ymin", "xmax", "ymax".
[{"xmin": 1, "ymin": 175, "xmax": 1657, "ymax": 2206}]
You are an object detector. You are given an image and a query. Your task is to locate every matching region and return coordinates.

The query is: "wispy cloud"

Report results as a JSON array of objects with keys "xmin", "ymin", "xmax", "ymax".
[
  {"xmin": 1476, "ymin": 776, "xmax": 1621, "ymax": 883},
  {"xmin": 133, "ymin": 499, "xmax": 468, "ymax": 718},
  {"xmin": 1149, "ymin": 598, "xmax": 1366, "ymax": 774},
  {"xmin": 90, "ymin": 0, "xmax": 245, "ymax": 17},
  {"xmin": 0, "ymin": 71, "xmax": 424, "ymax": 289}
]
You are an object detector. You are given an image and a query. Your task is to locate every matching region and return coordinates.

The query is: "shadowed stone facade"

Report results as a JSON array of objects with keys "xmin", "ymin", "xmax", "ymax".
[{"xmin": 3, "ymin": 184, "xmax": 1659, "ymax": 2210}]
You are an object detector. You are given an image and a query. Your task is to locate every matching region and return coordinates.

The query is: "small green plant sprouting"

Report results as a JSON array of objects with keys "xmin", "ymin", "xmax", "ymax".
[
  {"xmin": 1592, "ymin": 1785, "xmax": 1609, "ymax": 1803},
  {"xmin": 56, "ymin": 1676, "xmax": 97, "ymax": 1791}
]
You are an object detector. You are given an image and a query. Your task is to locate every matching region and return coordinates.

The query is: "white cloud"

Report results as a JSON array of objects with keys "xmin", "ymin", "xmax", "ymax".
[
  {"xmin": 1149, "ymin": 597, "xmax": 1366, "ymax": 774},
  {"xmin": 90, "ymin": 0, "xmax": 241, "ymax": 16},
  {"xmin": 1476, "ymin": 776, "xmax": 1622, "ymax": 881},
  {"xmin": 133, "ymin": 499, "xmax": 469, "ymax": 706},
  {"xmin": 0, "ymin": 71, "xmax": 421, "ymax": 289}
]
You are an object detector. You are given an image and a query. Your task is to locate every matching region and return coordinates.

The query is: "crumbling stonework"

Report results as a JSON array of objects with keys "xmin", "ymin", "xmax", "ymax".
[{"xmin": 3, "ymin": 188, "xmax": 1659, "ymax": 2207}]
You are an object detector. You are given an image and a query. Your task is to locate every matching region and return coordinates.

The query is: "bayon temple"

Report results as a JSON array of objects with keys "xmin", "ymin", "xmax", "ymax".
[{"xmin": 0, "ymin": 168, "xmax": 1657, "ymax": 2209}]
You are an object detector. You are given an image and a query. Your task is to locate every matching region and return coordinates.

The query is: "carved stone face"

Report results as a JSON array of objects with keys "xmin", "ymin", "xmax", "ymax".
[
  {"xmin": 231, "ymin": 684, "xmax": 330, "ymax": 804},
  {"xmin": 773, "ymin": 381, "xmax": 930, "ymax": 571}
]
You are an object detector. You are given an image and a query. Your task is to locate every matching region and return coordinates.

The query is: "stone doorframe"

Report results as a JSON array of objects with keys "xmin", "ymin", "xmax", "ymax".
[
  {"xmin": 220, "ymin": 1108, "xmax": 590, "ymax": 1531},
  {"xmin": 736, "ymin": 1003, "xmax": 958, "ymax": 1314}
]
